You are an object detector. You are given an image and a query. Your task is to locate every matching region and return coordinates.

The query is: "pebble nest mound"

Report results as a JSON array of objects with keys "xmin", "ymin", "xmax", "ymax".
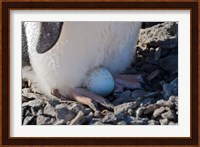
[{"xmin": 22, "ymin": 22, "xmax": 178, "ymax": 125}]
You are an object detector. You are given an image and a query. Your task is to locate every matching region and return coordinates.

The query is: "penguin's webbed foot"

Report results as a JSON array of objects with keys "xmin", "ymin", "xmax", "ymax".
[
  {"xmin": 114, "ymin": 74, "xmax": 144, "ymax": 90},
  {"xmin": 68, "ymin": 88, "xmax": 114, "ymax": 114},
  {"xmin": 51, "ymin": 88, "xmax": 114, "ymax": 116}
]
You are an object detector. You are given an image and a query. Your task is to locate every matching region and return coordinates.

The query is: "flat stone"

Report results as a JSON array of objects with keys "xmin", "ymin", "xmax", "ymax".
[
  {"xmin": 130, "ymin": 119, "xmax": 145, "ymax": 125},
  {"xmin": 142, "ymin": 64, "xmax": 158, "ymax": 73},
  {"xmin": 168, "ymin": 121, "xmax": 176, "ymax": 125},
  {"xmin": 162, "ymin": 83, "xmax": 173, "ymax": 100},
  {"xmin": 114, "ymin": 102, "xmax": 138, "ymax": 116},
  {"xmin": 136, "ymin": 107, "xmax": 145, "ymax": 118},
  {"xmin": 22, "ymin": 98, "xmax": 44, "ymax": 108},
  {"xmin": 43, "ymin": 102, "xmax": 57, "ymax": 117},
  {"xmin": 154, "ymin": 47, "xmax": 162, "ymax": 61},
  {"xmin": 153, "ymin": 106, "xmax": 166, "ymax": 118},
  {"xmin": 37, "ymin": 115, "xmax": 55, "ymax": 125},
  {"xmin": 69, "ymin": 111, "xmax": 87, "ymax": 125},
  {"xmin": 163, "ymin": 78, "xmax": 178, "ymax": 99},
  {"xmin": 169, "ymin": 95, "xmax": 178, "ymax": 106},
  {"xmin": 22, "ymin": 88, "xmax": 32, "ymax": 94},
  {"xmin": 55, "ymin": 104, "xmax": 76, "ymax": 123},
  {"xmin": 66, "ymin": 102, "xmax": 90, "ymax": 114},
  {"xmin": 22, "ymin": 93, "xmax": 41, "ymax": 100},
  {"xmin": 156, "ymin": 99, "xmax": 166, "ymax": 105},
  {"xmin": 138, "ymin": 22, "xmax": 178, "ymax": 49},
  {"xmin": 148, "ymin": 120, "xmax": 159, "ymax": 125},
  {"xmin": 161, "ymin": 110, "xmax": 176, "ymax": 119},
  {"xmin": 113, "ymin": 90, "xmax": 131, "ymax": 105},
  {"xmin": 159, "ymin": 118, "xmax": 169, "ymax": 125},
  {"xmin": 54, "ymin": 120, "xmax": 65, "ymax": 125},
  {"xmin": 147, "ymin": 70, "xmax": 160, "ymax": 81},
  {"xmin": 102, "ymin": 112, "xmax": 117, "ymax": 123},
  {"xmin": 23, "ymin": 115, "xmax": 36, "ymax": 125},
  {"xmin": 117, "ymin": 121, "xmax": 127, "ymax": 125},
  {"xmin": 94, "ymin": 121, "xmax": 104, "ymax": 125},
  {"xmin": 49, "ymin": 98, "xmax": 61, "ymax": 107},
  {"xmin": 143, "ymin": 104, "xmax": 159, "ymax": 115},
  {"xmin": 159, "ymin": 55, "xmax": 178, "ymax": 71},
  {"xmin": 131, "ymin": 90, "xmax": 149, "ymax": 99}
]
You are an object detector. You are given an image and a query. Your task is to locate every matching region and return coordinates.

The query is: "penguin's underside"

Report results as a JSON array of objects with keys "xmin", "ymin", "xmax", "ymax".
[{"xmin": 23, "ymin": 22, "xmax": 142, "ymax": 113}]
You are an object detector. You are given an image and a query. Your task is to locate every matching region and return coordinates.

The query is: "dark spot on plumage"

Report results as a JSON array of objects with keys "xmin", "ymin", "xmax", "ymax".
[{"xmin": 36, "ymin": 22, "xmax": 63, "ymax": 54}]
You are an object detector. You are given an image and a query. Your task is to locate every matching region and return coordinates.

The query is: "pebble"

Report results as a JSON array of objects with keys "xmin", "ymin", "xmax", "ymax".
[
  {"xmin": 117, "ymin": 121, "xmax": 127, "ymax": 125},
  {"xmin": 23, "ymin": 115, "xmax": 36, "ymax": 125},
  {"xmin": 43, "ymin": 102, "xmax": 57, "ymax": 117},
  {"xmin": 113, "ymin": 90, "xmax": 131, "ymax": 105},
  {"xmin": 130, "ymin": 119, "xmax": 146, "ymax": 125},
  {"xmin": 102, "ymin": 112, "xmax": 117, "ymax": 123},
  {"xmin": 22, "ymin": 99, "xmax": 44, "ymax": 108},
  {"xmin": 168, "ymin": 121, "xmax": 176, "ymax": 125},
  {"xmin": 69, "ymin": 111, "xmax": 86, "ymax": 125},
  {"xmin": 114, "ymin": 102, "xmax": 138, "ymax": 117},
  {"xmin": 143, "ymin": 104, "xmax": 159, "ymax": 115},
  {"xmin": 154, "ymin": 47, "xmax": 162, "ymax": 60},
  {"xmin": 161, "ymin": 110, "xmax": 175, "ymax": 119},
  {"xmin": 159, "ymin": 118, "xmax": 169, "ymax": 125},
  {"xmin": 148, "ymin": 120, "xmax": 159, "ymax": 125},
  {"xmin": 55, "ymin": 105, "xmax": 76, "ymax": 123},
  {"xmin": 159, "ymin": 55, "xmax": 178, "ymax": 71},
  {"xmin": 37, "ymin": 115, "xmax": 55, "ymax": 125},
  {"xmin": 147, "ymin": 70, "xmax": 160, "ymax": 81},
  {"xmin": 131, "ymin": 90, "xmax": 148, "ymax": 99},
  {"xmin": 153, "ymin": 106, "xmax": 165, "ymax": 118},
  {"xmin": 136, "ymin": 107, "xmax": 145, "ymax": 118}
]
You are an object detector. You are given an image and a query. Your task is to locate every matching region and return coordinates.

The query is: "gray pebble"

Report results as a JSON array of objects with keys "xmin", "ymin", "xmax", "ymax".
[
  {"xmin": 130, "ymin": 119, "xmax": 145, "ymax": 125},
  {"xmin": 22, "ymin": 88, "xmax": 32, "ymax": 94},
  {"xmin": 153, "ymin": 106, "xmax": 165, "ymax": 118},
  {"xmin": 113, "ymin": 90, "xmax": 131, "ymax": 105},
  {"xmin": 147, "ymin": 70, "xmax": 160, "ymax": 81},
  {"xmin": 136, "ymin": 107, "xmax": 145, "ymax": 118},
  {"xmin": 114, "ymin": 102, "xmax": 138, "ymax": 116},
  {"xmin": 55, "ymin": 104, "xmax": 76, "ymax": 123},
  {"xmin": 102, "ymin": 112, "xmax": 117, "ymax": 123},
  {"xmin": 43, "ymin": 102, "xmax": 57, "ymax": 117},
  {"xmin": 159, "ymin": 118, "xmax": 169, "ymax": 125},
  {"xmin": 66, "ymin": 102, "xmax": 90, "ymax": 114},
  {"xmin": 148, "ymin": 120, "xmax": 159, "ymax": 125},
  {"xmin": 143, "ymin": 104, "xmax": 159, "ymax": 115},
  {"xmin": 161, "ymin": 110, "xmax": 176, "ymax": 119},
  {"xmin": 117, "ymin": 121, "xmax": 127, "ymax": 125},
  {"xmin": 22, "ymin": 98, "xmax": 44, "ymax": 108},
  {"xmin": 23, "ymin": 115, "xmax": 36, "ymax": 125},
  {"xmin": 69, "ymin": 111, "xmax": 86, "ymax": 125},
  {"xmin": 94, "ymin": 121, "xmax": 104, "ymax": 125},
  {"xmin": 37, "ymin": 115, "xmax": 55, "ymax": 125},
  {"xmin": 54, "ymin": 120, "xmax": 65, "ymax": 125},
  {"xmin": 159, "ymin": 55, "xmax": 178, "ymax": 71},
  {"xmin": 131, "ymin": 90, "xmax": 148, "ymax": 99}
]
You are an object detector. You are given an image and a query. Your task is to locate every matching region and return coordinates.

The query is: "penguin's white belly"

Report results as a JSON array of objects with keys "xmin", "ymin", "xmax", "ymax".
[{"xmin": 27, "ymin": 22, "xmax": 141, "ymax": 96}]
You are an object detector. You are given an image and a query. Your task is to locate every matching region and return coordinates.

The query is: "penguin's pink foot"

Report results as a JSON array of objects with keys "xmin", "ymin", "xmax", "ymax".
[
  {"xmin": 51, "ymin": 88, "xmax": 114, "ymax": 115},
  {"xmin": 114, "ymin": 74, "xmax": 144, "ymax": 90}
]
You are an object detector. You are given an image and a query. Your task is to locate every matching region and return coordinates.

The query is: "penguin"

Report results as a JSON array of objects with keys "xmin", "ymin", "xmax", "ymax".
[{"xmin": 23, "ymin": 21, "xmax": 142, "ymax": 112}]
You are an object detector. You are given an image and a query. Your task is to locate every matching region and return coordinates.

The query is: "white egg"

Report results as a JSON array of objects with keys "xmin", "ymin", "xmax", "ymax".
[{"xmin": 86, "ymin": 67, "xmax": 115, "ymax": 97}]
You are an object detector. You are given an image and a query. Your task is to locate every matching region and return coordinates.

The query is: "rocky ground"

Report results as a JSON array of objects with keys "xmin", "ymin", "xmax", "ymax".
[{"xmin": 22, "ymin": 22, "xmax": 178, "ymax": 125}]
